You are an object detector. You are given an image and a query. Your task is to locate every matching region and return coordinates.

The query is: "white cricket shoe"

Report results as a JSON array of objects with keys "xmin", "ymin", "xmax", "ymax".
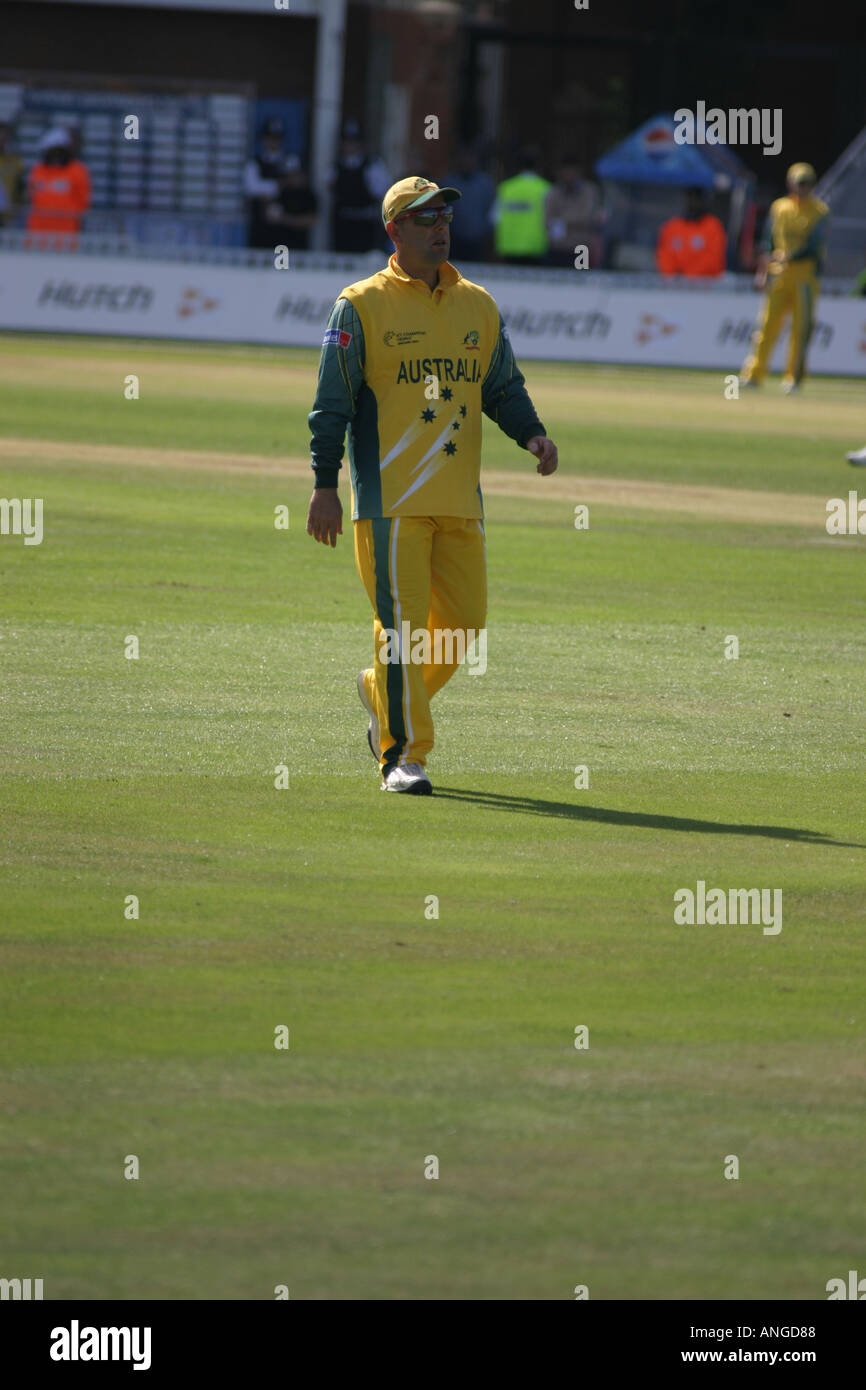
[
  {"xmin": 846, "ymin": 445, "xmax": 866, "ymax": 466},
  {"xmin": 381, "ymin": 762, "xmax": 433, "ymax": 795},
  {"xmin": 357, "ymin": 669, "xmax": 380, "ymax": 761},
  {"xmin": 781, "ymin": 380, "xmax": 799, "ymax": 394},
  {"xmin": 738, "ymin": 376, "xmax": 760, "ymax": 389}
]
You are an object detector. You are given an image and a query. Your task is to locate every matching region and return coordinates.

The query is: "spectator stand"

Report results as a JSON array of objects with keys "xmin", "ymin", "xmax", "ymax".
[{"xmin": 0, "ymin": 72, "xmax": 260, "ymax": 247}]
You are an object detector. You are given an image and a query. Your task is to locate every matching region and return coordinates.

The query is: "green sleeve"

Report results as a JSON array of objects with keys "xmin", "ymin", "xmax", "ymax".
[
  {"xmin": 481, "ymin": 315, "xmax": 546, "ymax": 447},
  {"xmin": 759, "ymin": 209, "xmax": 775, "ymax": 254},
  {"xmin": 788, "ymin": 213, "xmax": 828, "ymax": 270},
  {"xmin": 307, "ymin": 299, "xmax": 366, "ymax": 488}
]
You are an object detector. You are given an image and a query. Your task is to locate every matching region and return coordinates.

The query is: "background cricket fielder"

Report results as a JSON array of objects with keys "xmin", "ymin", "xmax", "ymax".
[
  {"xmin": 306, "ymin": 177, "xmax": 558, "ymax": 795},
  {"xmin": 740, "ymin": 162, "xmax": 829, "ymax": 394}
]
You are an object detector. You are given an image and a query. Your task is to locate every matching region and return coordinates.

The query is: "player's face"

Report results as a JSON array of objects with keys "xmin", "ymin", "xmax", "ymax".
[
  {"xmin": 394, "ymin": 197, "xmax": 451, "ymax": 265},
  {"xmin": 788, "ymin": 178, "xmax": 814, "ymax": 201}
]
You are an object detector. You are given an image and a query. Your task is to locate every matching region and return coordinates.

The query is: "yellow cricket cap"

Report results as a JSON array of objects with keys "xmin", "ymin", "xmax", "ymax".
[
  {"xmin": 787, "ymin": 162, "xmax": 816, "ymax": 184},
  {"xmin": 382, "ymin": 176, "xmax": 461, "ymax": 227}
]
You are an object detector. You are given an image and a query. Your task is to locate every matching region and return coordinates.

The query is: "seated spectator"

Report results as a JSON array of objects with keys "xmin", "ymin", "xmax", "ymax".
[
  {"xmin": 656, "ymin": 188, "xmax": 726, "ymax": 277},
  {"xmin": 26, "ymin": 127, "xmax": 90, "ymax": 246},
  {"xmin": 545, "ymin": 158, "xmax": 602, "ymax": 267}
]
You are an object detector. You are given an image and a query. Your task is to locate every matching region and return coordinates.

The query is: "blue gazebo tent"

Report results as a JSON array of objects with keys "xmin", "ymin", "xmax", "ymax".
[{"xmin": 594, "ymin": 113, "xmax": 756, "ymax": 270}]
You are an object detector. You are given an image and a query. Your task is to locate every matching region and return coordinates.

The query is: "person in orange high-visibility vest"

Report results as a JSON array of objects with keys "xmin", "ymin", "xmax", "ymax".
[
  {"xmin": 656, "ymin": 187, "xmax": 726, "ymax": 277},
  {"xmin": 26, "ymin": 127, "xmax": 91, "ymax": 246}
]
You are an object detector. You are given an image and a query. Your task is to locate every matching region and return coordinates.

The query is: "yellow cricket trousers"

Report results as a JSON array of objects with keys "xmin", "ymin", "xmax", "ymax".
[
  {"xmin": 741, "ymin": 268, "xmax": 819, "ymax": 386},
  {"xmin": 354, "ymin": 515, "xmax": 487, "ymax": 771}
]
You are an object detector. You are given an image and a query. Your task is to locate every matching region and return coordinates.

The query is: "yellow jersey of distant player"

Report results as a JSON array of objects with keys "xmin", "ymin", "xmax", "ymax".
[{"xmin": 765, "ymin": 194, "xmax": 829, "ymax": 278}]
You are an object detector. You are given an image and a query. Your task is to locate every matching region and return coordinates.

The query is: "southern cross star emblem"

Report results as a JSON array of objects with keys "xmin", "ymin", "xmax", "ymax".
[
  {"xmin": 421, "ymin": 408, "xmax": 435, "ymax": 422},
  {"xmin": 441, "ymin": 387, "xmax": 453, "ymax": 401},
  {"xmin": 443, "ymin": 441, "xmax": 457, "ymax": 455}
]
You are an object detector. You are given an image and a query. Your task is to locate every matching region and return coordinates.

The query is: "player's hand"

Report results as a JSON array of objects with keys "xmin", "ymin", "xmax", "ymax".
[
  {"xmin": 754, "ymin": 254, "xmax": 771, "ymax": 290},
  {"xmin": 527, "ymin": 436, "xmax": 558, "ymax": 475},
  {"xmin": 306, "ymin": 487, "xmax": 343, "ymax": 547}
]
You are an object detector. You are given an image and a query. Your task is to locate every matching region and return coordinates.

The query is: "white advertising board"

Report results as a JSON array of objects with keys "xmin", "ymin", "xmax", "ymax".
[{"xmin": 1, "ymin": 251, "xmax": 864, "ymax": 375}]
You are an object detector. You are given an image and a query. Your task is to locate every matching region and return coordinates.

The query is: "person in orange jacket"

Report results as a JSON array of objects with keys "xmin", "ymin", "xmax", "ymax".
[
  {"xmin": 656, "ymin": 187, "xmax": 726, "ymax": 277},
  {"xmin": 26, "ymin": 127, "xmax": 91, "ymax": 245}
]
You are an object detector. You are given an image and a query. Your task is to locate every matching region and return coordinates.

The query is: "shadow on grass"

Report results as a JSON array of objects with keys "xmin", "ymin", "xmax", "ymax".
[{"xmin": 432, "ymin": 787, "xmax": 864, "ymax": 848}]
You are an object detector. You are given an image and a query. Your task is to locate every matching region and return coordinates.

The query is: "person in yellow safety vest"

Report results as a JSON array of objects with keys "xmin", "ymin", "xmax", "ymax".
[{"xmin": 492, "ymin": 149, "xmax": 552, "ymax": 265}]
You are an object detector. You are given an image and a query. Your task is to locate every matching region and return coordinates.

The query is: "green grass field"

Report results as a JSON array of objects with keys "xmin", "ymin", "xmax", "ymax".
[{"xmin": 1, "ymin": 332, "xmax": 864, "ymax": 1300}]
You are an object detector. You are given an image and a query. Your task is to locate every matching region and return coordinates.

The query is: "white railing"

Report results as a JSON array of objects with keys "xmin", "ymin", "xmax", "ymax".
[{"xmin": 0, "ymin": 229, "xmax": 859, "ymax": 296}]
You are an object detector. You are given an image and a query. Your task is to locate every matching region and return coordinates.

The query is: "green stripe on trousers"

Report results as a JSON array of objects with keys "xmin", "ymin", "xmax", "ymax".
[
  {"xmin": 371, "ymin": 517, "xmax": 407, "ymax": 768},
  {"xmin": 795, "ymin": 282, "xmax": 814, "ymax": 383}
]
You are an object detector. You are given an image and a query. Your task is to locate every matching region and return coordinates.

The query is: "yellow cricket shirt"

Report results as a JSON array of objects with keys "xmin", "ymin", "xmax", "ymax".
[
  {"xmin": 764, "ymin": 194, "xmax": 830, "ymax": 278},
  {"xmin": 308, "ymin": 253, "xmax": 545, "ymax": 519}
]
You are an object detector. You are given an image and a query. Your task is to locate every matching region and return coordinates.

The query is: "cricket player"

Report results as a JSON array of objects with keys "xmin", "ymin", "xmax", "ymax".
[
  {"xmin": 739, "ymin": 163, "xmax": 829, "ymax": 394},
  {"xmin": 306, "ymin": 176, "xmax": 558, "ymax": 795}
]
